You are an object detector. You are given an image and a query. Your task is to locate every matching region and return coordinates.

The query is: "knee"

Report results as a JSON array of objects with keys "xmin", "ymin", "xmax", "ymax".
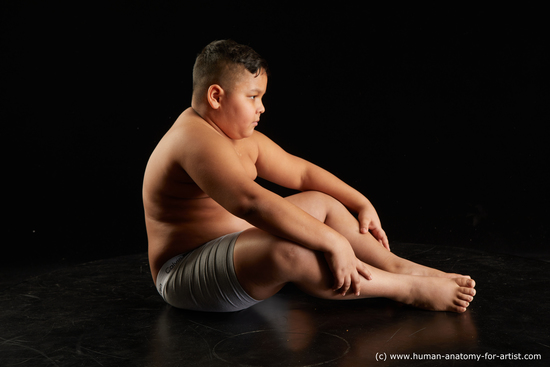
[
  {"xmin": 309, "ymin": 191, "xmax": 345, "ymax": 210},
  {"xmin": 295, "ymin": 191, "xmax": 345, "ymax": 219},
  {"xmin": 271, "ymin": 240, "xmax": 316, "ymax": 276},
  {"xmin": 302, "ymin": 190, "xmax": 335, "ymax": 204},
  {"xmin": 271, "ymin": 240, "xmax": 299, "ymax": 269}
]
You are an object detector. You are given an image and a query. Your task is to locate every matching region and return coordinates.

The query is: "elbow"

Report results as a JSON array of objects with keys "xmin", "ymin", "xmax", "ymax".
[
  {"xmin": 220, "ymin": 183, "xmax": 273, "ymax": 222},
  {"xmin": 226, "ymin": 192, "xmax": 260, "ymax": 220}
]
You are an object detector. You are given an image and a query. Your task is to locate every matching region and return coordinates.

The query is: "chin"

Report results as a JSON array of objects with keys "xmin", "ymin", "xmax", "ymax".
[{"xmin": 229, "ymin": 132, "xmax": 253, "ymax": 140}]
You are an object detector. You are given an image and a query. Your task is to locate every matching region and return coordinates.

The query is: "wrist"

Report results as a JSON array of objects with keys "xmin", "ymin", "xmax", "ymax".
[
  {"xmin": 355, "ymin": 198, "xmax": 374, "ymax": 213},
  {"xmin": 324, "ymin": 232, "xmax": 349, "ymax": 254}
]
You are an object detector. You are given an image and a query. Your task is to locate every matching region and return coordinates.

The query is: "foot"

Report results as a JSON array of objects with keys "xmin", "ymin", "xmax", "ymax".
[
  {"xmin": 401, "ymin": 276, "xmax": 476, "ymax": 313},
  {"xmin": 391, "ymin": 257, "xmax": 470, "ymax": 279}
]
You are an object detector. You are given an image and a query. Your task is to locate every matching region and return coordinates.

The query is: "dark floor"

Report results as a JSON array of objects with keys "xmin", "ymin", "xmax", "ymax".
[{"xmin": 1, "ymin": 243, "xmax": 549, "ymax": 366}]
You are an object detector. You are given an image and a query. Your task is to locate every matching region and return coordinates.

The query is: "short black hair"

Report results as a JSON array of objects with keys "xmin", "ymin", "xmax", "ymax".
[{"xmin": 192, "ymin": 40, "xmax": 269, "ymax": 98}]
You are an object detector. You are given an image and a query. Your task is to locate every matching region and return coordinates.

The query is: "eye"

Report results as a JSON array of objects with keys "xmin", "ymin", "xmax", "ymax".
[{"xmin": 249, "ymin": 96, "xmax": 256, "ymax": 100}]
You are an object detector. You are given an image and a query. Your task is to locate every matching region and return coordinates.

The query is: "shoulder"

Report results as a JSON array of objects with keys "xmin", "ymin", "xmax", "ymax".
[
  {"xmin": 162, "ymin": 109, "xmax": 232, "ymax": 155},
  {"xmin": 244, "ymin": 130, "xmax": 278, "ymax": 160},
  {"xmin": 249, "ymin": 130, "xmax": 278, "ymax": 150},
  {"xmin": 146, "ymin": 110, "xmax": 234, "ymax": 175},
  {"xmin": 250, "ymin": 130, "xmax": 289, "ymax": 159},
  {"xmin": 169, "ymin": 109, "xmax": 220, "ymax": 141}
]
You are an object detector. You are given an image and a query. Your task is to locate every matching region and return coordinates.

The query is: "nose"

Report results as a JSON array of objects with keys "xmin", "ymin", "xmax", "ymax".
[{"xmin": 258, "ymin": 101, "xmax": 265, "ymax": 114}]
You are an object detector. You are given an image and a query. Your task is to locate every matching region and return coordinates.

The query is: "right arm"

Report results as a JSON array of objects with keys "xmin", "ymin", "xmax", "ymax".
[{"xmin": 179, "ymin": 125, "xmax": 370, "ymax": 295}]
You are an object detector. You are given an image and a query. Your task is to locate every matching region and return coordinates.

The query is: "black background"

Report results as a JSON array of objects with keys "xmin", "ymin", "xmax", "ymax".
[{"xmin": 3, "ymin": 2, "xmax": 548, "ymax": 266}]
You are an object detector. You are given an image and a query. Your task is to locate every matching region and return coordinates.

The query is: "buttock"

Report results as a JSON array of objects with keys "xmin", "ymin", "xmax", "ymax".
[{"xmin": 155, "ymin": 231, "xmax": 261, "ymax": 312}]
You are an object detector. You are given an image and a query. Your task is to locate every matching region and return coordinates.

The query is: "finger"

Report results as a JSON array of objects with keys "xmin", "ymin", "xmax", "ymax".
[
  {"xmin": 357, "ymin": 260, "xmax": 372, "ymax": 281},
  {"xmin": 359, "ymin": 218, "xmax": 371, "ymax": 235},
  {"xmin": 379, "ymin": 237, "xmax": 390, "ymax": 251},
  {"xmin": 351, "ymin": 272, "xmax": 361, "ymax": 296},
  {"xmin": 341, "ymin": 275, "xmax": 351, "ymax": 296},
  {"xmin": 332, "ymin": 275, "xmax": 344, "ymax": 292},
  {"xmin": 372, "ymin": 228, "xmax": 390, "ymax": 251},
  {"xmin": 377, "ymin": 228, "xmax": 390, "ymax": 250}
]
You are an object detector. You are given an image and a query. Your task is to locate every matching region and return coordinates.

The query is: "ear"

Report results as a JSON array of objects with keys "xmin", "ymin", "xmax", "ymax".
[{"xmin": 206, "ymin": 84, "xmax": 224, "ymax": 110}]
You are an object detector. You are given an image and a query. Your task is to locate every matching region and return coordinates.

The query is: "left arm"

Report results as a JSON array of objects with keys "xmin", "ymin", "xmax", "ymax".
[
  {"xmin": 300, "ymin": 162, "xmax": 389, "ymax": 250},
  {"xmin": 254, "ymin": 132, "xmax": 389, "ymax": 250}
]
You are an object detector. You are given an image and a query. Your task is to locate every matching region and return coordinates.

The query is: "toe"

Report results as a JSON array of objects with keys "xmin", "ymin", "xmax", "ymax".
[
  {"xmin": 458, "ymin": 292, "xmax": 474, "ymax": 302},
  {"xmin": 455, "ymin": 299, "xmax": 470, "ymax": 308},
  {"xmin": 459, "ymin": 287, "xmax": 476, "ymax": 297},
  {"xmin": 453, "ymin": 305, "xmax": 468, "ymax": 313},
  {"xmin": 455, "ymin": 277, "xmax": 475, "ymax": 288}
]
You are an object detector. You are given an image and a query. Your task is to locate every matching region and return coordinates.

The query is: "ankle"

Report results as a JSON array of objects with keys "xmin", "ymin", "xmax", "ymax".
[{"xmin": 395, "ymin": 278, "xmax": 415, "ymax": 305}]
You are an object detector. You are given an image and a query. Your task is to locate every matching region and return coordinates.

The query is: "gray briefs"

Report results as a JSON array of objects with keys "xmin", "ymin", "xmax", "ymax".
[{"xmin": 156, "ymin": 231, "xmax": 261, "ymax": 312}]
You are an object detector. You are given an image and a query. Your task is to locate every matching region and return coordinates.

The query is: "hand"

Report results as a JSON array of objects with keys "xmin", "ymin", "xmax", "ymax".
[
  {"xmin": 358, "ymin": 202, "xmax": 390, "ymax": 251},
  {"xmin": 324, "ymin": 241, "xmax": 372, "ymax": 296}
]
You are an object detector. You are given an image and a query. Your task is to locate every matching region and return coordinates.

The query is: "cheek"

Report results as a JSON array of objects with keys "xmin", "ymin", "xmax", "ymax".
[
  {"xmin": 236, "ymin": 101, "xmax": 255, "ymax": 117},
  {"xmin": 225, "ymin": 103, "xmax": 242, "ymax": 120}
]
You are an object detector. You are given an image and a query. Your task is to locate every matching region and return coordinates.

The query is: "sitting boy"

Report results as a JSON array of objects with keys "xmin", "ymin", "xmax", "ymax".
[{"xmin": 142, "ymin": 40, "xmax": 475, "ymax": 313}]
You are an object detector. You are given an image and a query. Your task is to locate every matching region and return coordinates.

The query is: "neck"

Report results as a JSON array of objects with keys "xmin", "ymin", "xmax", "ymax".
[{"xmin": 189, "ymin": 104, "xmax": 231, "ymax": 140}]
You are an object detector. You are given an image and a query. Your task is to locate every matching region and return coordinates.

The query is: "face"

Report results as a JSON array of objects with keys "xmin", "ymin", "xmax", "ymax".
[{"xmin": 216, "ymin": 68, "xmax": 267, "ymax": 139}]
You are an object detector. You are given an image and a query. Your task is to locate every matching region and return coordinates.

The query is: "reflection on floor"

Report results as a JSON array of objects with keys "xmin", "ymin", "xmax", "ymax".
[{"xmin": 1, "ymin": 243, "xmax": 548, "ymax": 366}]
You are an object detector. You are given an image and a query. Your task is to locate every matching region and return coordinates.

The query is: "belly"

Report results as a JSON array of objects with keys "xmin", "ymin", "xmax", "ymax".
[{"xmin": 146, "ymin": 202, "xmax": 253, "ymax": 283}]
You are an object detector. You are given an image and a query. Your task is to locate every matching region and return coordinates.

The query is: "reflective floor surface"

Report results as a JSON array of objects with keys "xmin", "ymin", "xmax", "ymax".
[{"xmin": 1, "ymin": 243, "xmax": 548, "ymax": 366}]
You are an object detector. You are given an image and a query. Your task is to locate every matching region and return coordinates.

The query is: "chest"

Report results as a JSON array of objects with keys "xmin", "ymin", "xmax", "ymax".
[{"xmin": 233, "ymin": 142, "xmax": 258, "ymax": 180}]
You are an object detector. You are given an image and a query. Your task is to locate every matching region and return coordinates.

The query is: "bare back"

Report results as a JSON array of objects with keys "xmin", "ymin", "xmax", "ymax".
[{"xmin": 143, "ymin": 108, "xmax": 257, "ymax": 283}]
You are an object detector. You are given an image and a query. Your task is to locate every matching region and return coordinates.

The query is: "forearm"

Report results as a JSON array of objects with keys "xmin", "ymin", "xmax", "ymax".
[
  {"xmin": 300, "ymin": 163, "xmax": 371, "ymax": 214},
  {"xmin": 240, "ymin": 187, "xmax": 346, "ymax": 253}
]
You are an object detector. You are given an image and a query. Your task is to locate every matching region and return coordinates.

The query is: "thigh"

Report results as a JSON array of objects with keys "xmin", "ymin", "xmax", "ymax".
[{"xmin": 159, "ymin": 232, "xmax": 262, "ymax": 312}]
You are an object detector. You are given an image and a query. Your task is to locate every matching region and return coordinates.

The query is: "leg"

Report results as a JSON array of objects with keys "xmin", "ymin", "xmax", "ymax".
[
  {"xmin": 233, "ymin": 228, "xmax": 476, "ymax": 313},
  {"xmin": 284, "ymin": 191, "xmax": 469, "ymax": 278}
]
